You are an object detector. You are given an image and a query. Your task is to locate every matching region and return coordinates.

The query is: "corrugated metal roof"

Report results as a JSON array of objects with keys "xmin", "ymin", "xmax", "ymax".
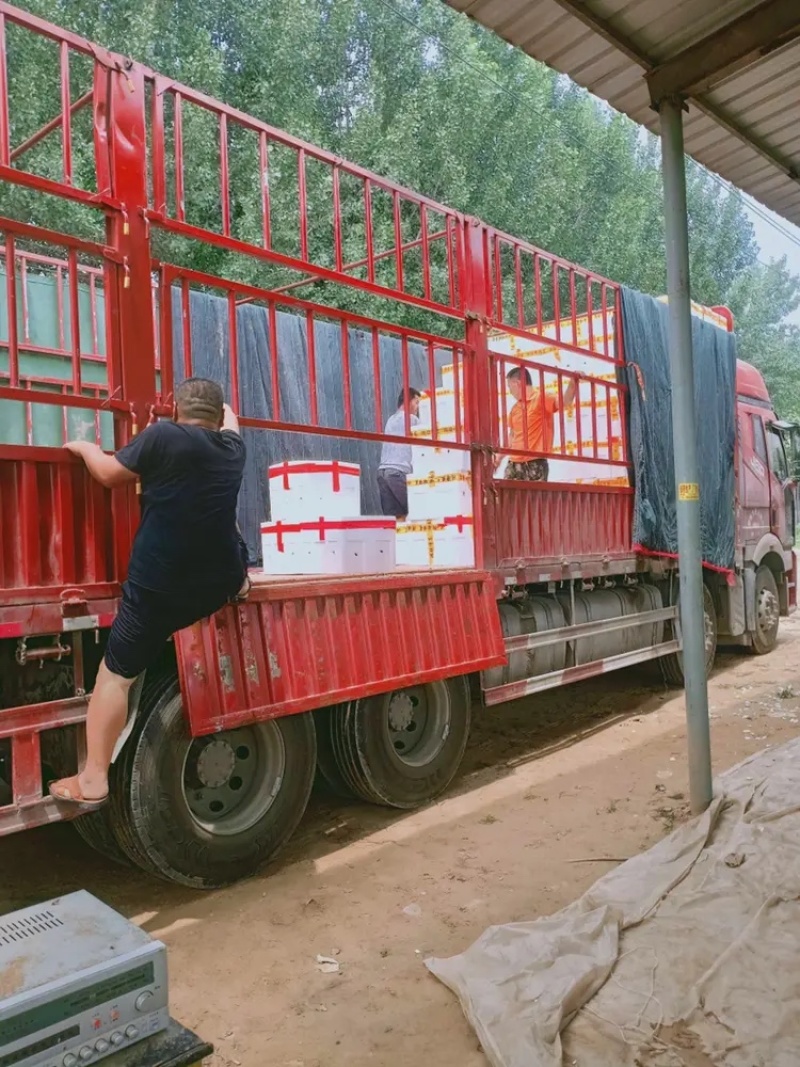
[{"xmin": 442, "ymin": 0, "xmax": 800, "ymax": 226}]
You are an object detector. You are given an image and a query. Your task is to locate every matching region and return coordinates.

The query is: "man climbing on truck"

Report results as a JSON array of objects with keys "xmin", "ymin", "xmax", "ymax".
[
  {"xmin": 500, "ymin": 366, "xmax": 577, "ymax": 481},
  {"xmin": 48, "ymin": 378, "xmax": 248, "ymax": 808}
]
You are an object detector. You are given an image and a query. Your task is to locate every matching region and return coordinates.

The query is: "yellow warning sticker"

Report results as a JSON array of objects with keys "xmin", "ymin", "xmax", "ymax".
[{"xmin": 678, "ymin": 482, "xmax": 700, "ymax": 501}]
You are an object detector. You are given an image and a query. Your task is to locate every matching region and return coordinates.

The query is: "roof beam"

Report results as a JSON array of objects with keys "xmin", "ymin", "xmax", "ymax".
[
  {"xmin": 548, "ymin": 0, "xmax": 649, "ymax": 68},
  {"xmin": 692, "ymin": 94, "xmax": 800, "ymax": 183},
  {"xmin": 646, "ymin": 0, "xmax": 800, "ymax": 104}
]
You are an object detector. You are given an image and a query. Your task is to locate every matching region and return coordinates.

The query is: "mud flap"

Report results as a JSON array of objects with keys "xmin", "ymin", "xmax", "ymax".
[{"xmin": 743, "ymin": 566, "xmax": 756, "ymax": 633}]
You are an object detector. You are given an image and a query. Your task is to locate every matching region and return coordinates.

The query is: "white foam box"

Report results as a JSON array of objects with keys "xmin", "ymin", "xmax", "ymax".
[
  {"xmin": 261, "ymin": 516, "xmax": 397, "ymax": 575},
  {"xmin": 268, "ymin": 460, "xmax": 361, "ymax": 522},
  {"xmin": 440, "ymin": 363, "xmax": 455, "ymax": 385},
  {"xmin": 412, "ymin": 438, "xmax": 472, "ymax": 477},
  {"xmin": 396, "ymin": 516, "xmax": 475, "ymax": 569},
  {"xmin": 407, "ymin": 471, "xmax": 473, "ymax": 521},
  {"xmin": 411, "ymin": 421, "xmax": 462, "ymax": 447},
  {"xmin": 417, "ymin": 388, "xmax": 464, "ymax": 430}
]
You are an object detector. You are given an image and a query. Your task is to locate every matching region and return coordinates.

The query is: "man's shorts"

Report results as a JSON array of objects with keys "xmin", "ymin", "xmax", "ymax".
[
  {"xmin": 104, "ymin": 580, "xmax": 236, "ymax": 679},
  {"xmin": 377, "ymin": 468, "xmax": 408, "ymax": 517},
  {"xmin": 505, "ymin": 458, "xmax": 549, "ymax": 482}
]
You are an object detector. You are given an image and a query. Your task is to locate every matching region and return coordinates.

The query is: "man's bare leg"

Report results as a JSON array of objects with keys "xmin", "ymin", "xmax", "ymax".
[{"xmin": 50, "ymin": 661, "xmax": 135, "ymax": 804}]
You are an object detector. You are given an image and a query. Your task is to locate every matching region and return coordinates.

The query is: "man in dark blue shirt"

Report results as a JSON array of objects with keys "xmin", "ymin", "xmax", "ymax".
[{"xmin": 49, "ymin": 378, "xmax": 248, "ymax": 808}]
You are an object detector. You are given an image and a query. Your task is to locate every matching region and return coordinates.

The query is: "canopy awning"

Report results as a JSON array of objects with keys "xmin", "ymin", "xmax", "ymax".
[{"xmin": 441, "ymin": 0, "xmax": 800, "ymax": 226}]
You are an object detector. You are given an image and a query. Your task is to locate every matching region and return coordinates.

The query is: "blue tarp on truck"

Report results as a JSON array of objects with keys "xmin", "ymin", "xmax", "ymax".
[{"xmin": 621, "ymin": 287, "xmax": 737, "ymax": 571}]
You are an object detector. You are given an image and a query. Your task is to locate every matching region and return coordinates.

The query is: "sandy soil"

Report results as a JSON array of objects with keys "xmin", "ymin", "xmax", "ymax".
[{"xmin": 3, "ymin": 618, "xmax": 800, "ymax": 1067}]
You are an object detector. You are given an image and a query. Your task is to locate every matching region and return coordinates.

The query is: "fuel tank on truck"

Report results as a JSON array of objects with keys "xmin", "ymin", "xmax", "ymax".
[
  {"xmin": 482, "ymin": 597, "xmax": 568, "ymax": 689},
  {"xmin": 556, "ymin": 584, "xmax": 664, "ymax": 665}
]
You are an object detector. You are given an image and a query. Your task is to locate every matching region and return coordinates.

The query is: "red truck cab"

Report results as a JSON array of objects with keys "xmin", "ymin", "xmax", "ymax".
[{"xmin": 732, "ymin": 358, "xmax": 797, "ymax": 643}]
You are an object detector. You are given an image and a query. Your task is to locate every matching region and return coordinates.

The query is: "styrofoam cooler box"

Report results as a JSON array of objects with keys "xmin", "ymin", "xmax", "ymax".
[
  {"xmin": 440, "ymin": 363, "xmax": 463, "ymax": 387},
  {"xmin": 544, "ymin": 459, "xmax": 628, "ymax": 486},
  {"xmin": 413, "ymin": 440, "xmax": 471, "ymax": 477},
  {"xmin": 417, "ymin": 389, "xmax": 464, "ymax": 430},
  {"xmin": 268, "ymin": 460, "xmax": 360, "ymax": 521},
  {"xmin": 396, "ymin": 516, "xmax": 475, "ymax": 568},
  {"xmin": 407, "ymin": 471, "xmax": 473, "ymax": 521},
  {"xmin": 411, "ymin": 423, "xmax": 459, "ymax": 444},
  {"xmin": 261, "ymin": 516, "xmax": 396, "ymax": 575}
]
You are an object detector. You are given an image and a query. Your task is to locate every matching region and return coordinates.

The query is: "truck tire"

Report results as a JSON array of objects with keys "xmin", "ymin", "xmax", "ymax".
[
  {"xmin": 73, "ymin": 806, "xmax": 130, "ymax": 867},
  {"xmin": 661, "ymin": 583, "xmax": 717, "ymax": 687},
  {"xmin": 313, "ymin": 707, "xmax": 356, "ymax": 799},
  {"xmin": 39, "ymin": 724, "xmax": 131, "ymax": 867},
  {"xmin": 328, "ymin": 676, "xmax": 471, "ymax": 809},
  {"xmin": 109, "ymin": 673, "xmax": 317, "ymax": 889},
  {"xmin": 751, "ymin": 565, "xmax": 780, "ymax": 655}
]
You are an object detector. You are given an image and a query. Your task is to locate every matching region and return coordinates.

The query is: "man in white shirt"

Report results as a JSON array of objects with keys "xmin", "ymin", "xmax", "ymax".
[{"xmin": 377, "ymin": 388, "xmax": 421, "ymax": 520}]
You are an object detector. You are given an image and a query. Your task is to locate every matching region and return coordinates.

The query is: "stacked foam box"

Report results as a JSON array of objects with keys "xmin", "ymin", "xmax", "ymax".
[
  {"xmin": 490, "ymin": 311, "xmax": 629, "ymax": 488},
  {"xmin": 261, "ymin": 460, "xmax": 396, "ymax": 575},
  {"xmin": 398, "ymin": 366, "xmax": 475, "ymax": 568},
  {"xmin": 396, "ymin": 516, "xmax": 475, "ymax": 568}
]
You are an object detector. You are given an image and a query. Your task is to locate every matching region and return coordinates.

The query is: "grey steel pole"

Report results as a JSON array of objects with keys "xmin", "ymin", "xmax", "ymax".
[{"xmin": 658, "ymin": 95, "xmax": 713, "ymax": 814}]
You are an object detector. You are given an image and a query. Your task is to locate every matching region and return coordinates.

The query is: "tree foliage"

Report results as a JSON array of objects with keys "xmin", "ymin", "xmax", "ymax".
[{"xmin": 3, "ymin": 0, "xmax": 800, "ymax": 413}]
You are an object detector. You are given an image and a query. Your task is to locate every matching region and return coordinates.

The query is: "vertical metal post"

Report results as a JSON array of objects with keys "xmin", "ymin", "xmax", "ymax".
[
  {"xmin": 659, "ymin": 96, "xmax": 713, "ymax": 813},
  {"xmin": 462, "ymin": 218, "xmax": 495, "ymax": 571}
]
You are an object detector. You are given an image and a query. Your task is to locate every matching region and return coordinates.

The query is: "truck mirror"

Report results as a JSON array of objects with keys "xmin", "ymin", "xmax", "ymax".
[{"xmin": 770, "ymin": 421, "xmax": 800, "ymax": 481}]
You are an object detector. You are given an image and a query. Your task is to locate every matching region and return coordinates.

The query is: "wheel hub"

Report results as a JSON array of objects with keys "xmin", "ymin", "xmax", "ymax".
[
  {"xmin": 182, "ymin": 724, "xmax": 286, "ymax": 837},
  {"xmin": 704, "ymin": 610, "xmax": 716, "ymax": 656},
  {"xmin": 195, "ymin": 739, "xmax": 237, "ymax": 789},
  {"xmin": 385, "ymin": 684, "xmax": 452, "ymax": 769},
  {"xmin": 388, "ymin": 692, "xmax": 415, "ymax": 732},
  {"xmin": 757, "ymin": 588, "xmax": 778, "ymax": 632}
]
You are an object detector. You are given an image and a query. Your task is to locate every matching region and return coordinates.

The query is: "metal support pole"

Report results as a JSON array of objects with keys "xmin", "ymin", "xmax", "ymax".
[{"xmin": 658, "ymin": 95, "xmax": 713, "ymax": 814}]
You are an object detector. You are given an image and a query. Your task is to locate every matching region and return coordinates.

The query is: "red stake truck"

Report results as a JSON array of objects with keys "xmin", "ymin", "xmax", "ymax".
[{"xmin": 0, "ymin": 4, "xmax": 795, "ymax": 887}]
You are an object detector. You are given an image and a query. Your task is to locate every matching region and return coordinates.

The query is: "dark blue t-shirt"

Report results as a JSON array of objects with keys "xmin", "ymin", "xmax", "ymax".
[{"xmin": 116, "ymin": 421, "xmax": 246, "ymax": 595}]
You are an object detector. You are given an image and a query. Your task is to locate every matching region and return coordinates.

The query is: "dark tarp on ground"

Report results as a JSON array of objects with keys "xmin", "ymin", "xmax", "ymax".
[
  {"xmin": 621, "ymin": 286, "xmax": 737, "ymax": 571},
  {"xmin": 172, "ymin": 288, "xmax": 448, "ymax": 563}
]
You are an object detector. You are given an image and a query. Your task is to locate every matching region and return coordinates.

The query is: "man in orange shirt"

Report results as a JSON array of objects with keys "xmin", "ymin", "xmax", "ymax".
[{"xmin": 499, "ymin": 366, "xmax": 576, "ymax": 481}]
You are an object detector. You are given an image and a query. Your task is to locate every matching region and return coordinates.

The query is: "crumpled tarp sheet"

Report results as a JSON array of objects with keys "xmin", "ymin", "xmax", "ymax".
[
  {"xmin": 621, "ymin": 287, "xmax": 737, "ymax": 571},
  {"xmin": 427, "ymin": 738, "xmax": 800, "ymax": 1067}
]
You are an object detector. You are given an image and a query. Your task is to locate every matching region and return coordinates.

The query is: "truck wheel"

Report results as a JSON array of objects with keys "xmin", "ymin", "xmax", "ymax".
[
  {"xmin": 73, "ymin": 806, "xmax": 130, "ymax": 867},
  {"xmin": 751, "ymin": 565, "xmax": 780, "ymax": 655},
  {"xmin": 329, "ymin": 677, "xmax": 471, "ymax": 809},
  {"xmin": 313, "ymin": 708, "xmax": 356, "ymax": 799},
  {"xmin": 109, "ymin": 674, "xmax": 317, "ymax": 888},
  {"xmin": 40, "ymin": 725, "xmax": 130, "ymax": 867},
  {"xmin": 661, "ymin": 584, "xmax": 717, "ymax": 687}
]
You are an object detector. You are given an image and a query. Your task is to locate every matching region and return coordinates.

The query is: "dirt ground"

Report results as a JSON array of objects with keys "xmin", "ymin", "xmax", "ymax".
[{"xmin": 3, "ymin": 618, "xmax": 800, "ymax": 1067}]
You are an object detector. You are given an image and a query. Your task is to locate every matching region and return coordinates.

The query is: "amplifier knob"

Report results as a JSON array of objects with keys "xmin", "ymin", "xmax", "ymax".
[
  {"xmin": 110, "ymin": 1032, "xmax": 124, "ymax": 1046},
  {"xmin": 94, "ymin": 1039, "xmax": 109, "ymax": 1054},
  {"xmin": 125, "ymin": 1026, "xmax": 138, "ymax": 1040},
  {"xmin": 79, "ymin": 1048, "xmax": 93, "ymax": 1062},
  {"xmin": 63, "ymin": 1055, "xmax": 78, "ymax": 1067},
  {"xmin": 135, "ymin": 991, "xmax": 154, "ymax": 1012}
]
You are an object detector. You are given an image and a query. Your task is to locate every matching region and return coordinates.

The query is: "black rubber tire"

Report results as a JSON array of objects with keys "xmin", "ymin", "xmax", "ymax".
[
  {"xmin": 38, "ymin": 721, "xmax": 131, "ymax": 868},
  {"xmin": 108, "ymin": 673, "xmax": 317, "ymax": 889},
  {"xmin": 313, "ymin": 708, "xmax": 357, "ymax": 799},
  {"xmin": 330, "ymin": 676, "xmax": 471, "ymax": 809},
  {"xmin": 661, "ymin": 583, "xmax": 718, "ymax": 687},
  {"xmin": 73, "ymin": 804, "xmax": 130, "ymax": 867},
  {"xmin": 751, "ymin": 564, "xmax": 780, "ymax": 655}
]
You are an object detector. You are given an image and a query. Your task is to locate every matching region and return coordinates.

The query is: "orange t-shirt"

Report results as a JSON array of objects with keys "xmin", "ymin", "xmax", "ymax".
[{"xmin": 508, "ymin": 391, "xmax": 558, "ymax": 453}]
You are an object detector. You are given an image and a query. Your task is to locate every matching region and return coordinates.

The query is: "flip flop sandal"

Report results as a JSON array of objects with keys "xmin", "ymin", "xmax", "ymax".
[
  {"xmin": 231, "ymin": 576, "xmax": 252, "ymax": 603},
  {"xmin": 48, "ymin": 776, "xmax": 109, "ymax": 810}
]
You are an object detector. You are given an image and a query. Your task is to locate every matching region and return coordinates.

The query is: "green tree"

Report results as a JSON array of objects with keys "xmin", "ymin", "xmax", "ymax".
[
  {"xmin": 0, "ymin": 0, "xmax": 793, "ymax": 374},
  {"xmin": 728, "ymin": 257, "xmax": 800, "ymax": 418}
]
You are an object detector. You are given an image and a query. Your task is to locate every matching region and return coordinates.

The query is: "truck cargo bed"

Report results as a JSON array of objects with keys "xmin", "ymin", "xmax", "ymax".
[{"xmin": 176, "ymin": 567, "xmax": 506, "ymax": 736}]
